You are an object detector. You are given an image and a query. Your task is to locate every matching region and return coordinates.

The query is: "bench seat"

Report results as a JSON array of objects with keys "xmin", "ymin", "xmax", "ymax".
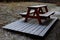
[
  {"xmin": 39, "ymin": 11, "xmax": 55, "ymax": 17},
  {"xmin": 20, "ymin": 11, "xmax": 55, "ymax": 17},
  {"xmin": 20, "ymin": 10, "xmax": 34, "ymax": 15}
]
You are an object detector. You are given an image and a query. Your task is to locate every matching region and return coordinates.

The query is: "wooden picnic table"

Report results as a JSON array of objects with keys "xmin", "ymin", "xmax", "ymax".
[
  {"xmin": 24, "ymin": 5, "xmax": 49, "ymax": 24},
  {"xmin": 18, "ymin": 5, "xmax": 55, "ymax": 24}
]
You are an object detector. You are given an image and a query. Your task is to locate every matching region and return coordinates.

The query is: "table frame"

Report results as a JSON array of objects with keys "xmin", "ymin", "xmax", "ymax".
[{"xmin": 24, "ymin": 5, "xmax": 48, "ymax": 24}]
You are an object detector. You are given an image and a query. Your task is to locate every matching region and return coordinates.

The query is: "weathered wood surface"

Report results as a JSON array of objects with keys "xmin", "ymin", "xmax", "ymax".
[
  {"xmin": 39, "ymin": 11, "xmax": 55, "ymax": 17},
  {"xmin": 28, "ymin": 5, "xmax": 47, "ymax": 8},
  {"xmin": 20, "ymin": 10, "xmax": 54, "ymax": 17},
  {"xmin": 3, "ymin": 17, "xmax": 57, "ymax": 37}
]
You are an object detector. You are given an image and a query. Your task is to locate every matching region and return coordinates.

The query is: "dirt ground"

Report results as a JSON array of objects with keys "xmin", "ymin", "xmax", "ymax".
[{"xmin": 0, "ymin": 2, "xmax": 60, "ymax": 40}]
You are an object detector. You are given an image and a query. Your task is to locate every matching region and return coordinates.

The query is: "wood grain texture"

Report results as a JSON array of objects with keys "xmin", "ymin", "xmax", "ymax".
[{"xmin": 3, "ymin": 17, "xmax": 57, "ymax": 37}]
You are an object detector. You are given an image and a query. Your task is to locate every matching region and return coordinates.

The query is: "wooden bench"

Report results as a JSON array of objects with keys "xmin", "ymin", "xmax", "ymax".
[
  {"xmin": 20, "ymin": 10, "xmax": 55, "ymax": 18},
  {"xmin": 20, "ymin": 10, "xmax": 34, "ymax": 17}
]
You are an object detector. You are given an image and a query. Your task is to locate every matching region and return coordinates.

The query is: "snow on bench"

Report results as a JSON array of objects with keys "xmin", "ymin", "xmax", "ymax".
[
  {"xmin": 39, "ymin": 11, "xmax": 55, "ymax": 17},
  {"xmin": 20, "ymin": 10, "xmax": 34, "ymax": 15},
  {"xmin": 20, "ymin": 10, "xmax": 55, "ymax": 17},
  {"xmin": 28, "ymin": 5, "xmax": 47, "ymax": 8}
]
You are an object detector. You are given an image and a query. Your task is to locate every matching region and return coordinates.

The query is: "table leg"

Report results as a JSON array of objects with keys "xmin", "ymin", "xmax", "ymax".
[
  {"xmin": 39, "ymin": 7, "xmax": 44, "ymax": 14},
  {"xmin": 35, "ymin": 9, "xmax": 42, "ymax": 24},
  {"xmin": 45, "ymin": 6, "xmax": 48, "ymax": 12},
  {"xmin": 25, "ymin": 8, "xmax": 30, "ymax": 22}
]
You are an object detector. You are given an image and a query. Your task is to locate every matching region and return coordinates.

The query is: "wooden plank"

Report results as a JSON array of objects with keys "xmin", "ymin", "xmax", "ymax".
[
  {"xmin": 3, "ymin": 17, "xmax": 57, "ymax": 37},
  {"xmin": 18, "ymin": 19, "xmax": 37, "ymax": 31},
  {"xmin": 3, "ymin": 18, "xmax": 35, "ymax": 31},
  {"xmin": 30, "ymin": 25, "xmax": 42, "ymax": 34},
  {"xmin": 33, "ymin": 26, "xmax": 46, "ymax": 35},
  {"xmin": 26, "ymin": 24, "xmax": 39, "ymax": 33},
  {"xmin": 39, "ymin": 17, "xmax": 57, "ymax": 37},
  {"xmin": 22, "ymin": 22, "xmax": 38, "ymax": 33}
]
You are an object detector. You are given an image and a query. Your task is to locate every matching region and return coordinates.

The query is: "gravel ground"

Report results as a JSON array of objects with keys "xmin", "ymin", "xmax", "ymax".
[{"xmin": 0, "ymin": 2, "xmax": 60, "ymax": 40}]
